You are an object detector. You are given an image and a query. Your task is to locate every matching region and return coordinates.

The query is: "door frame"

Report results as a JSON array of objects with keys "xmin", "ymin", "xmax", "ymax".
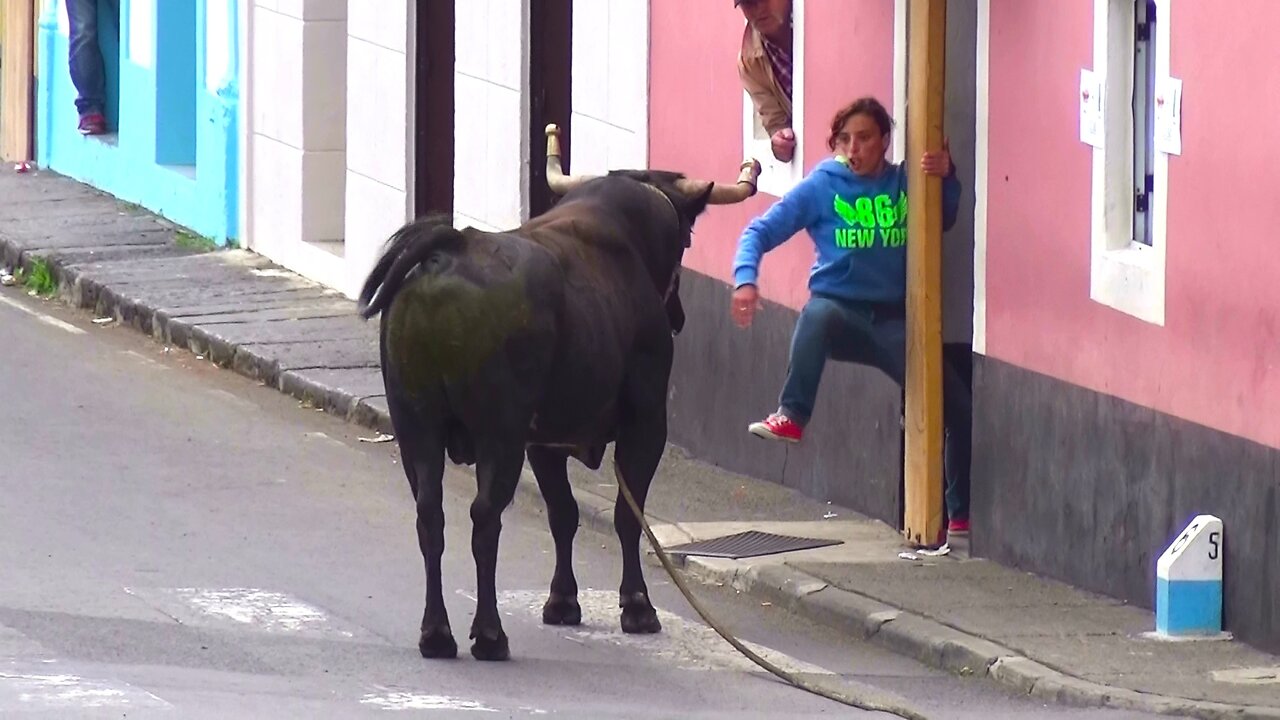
[
  {"xmin": 1, "ymin": 0, "xmax": 37, "ymax": 162},
  {"xmin": 413, "ymin": 0, "xmax": 455, "ymax": 219},
  {"xmin": 526, "ymin": 0, "xmax": 572, "ymax": 219}
]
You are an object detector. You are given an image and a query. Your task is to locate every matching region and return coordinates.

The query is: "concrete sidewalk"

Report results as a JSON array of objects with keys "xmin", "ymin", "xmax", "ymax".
[{"xmin": 3, "ymin": 168, "xmax": 1278, "ymax": 720}]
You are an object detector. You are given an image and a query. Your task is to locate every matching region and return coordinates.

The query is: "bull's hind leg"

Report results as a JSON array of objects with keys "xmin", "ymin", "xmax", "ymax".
[
  {"xmin": 527, "ymin": 446, "xmax": 581, "ymax": 625},
  {"xmin": 468, "ymin": 441, "xmax": 526, "ymax": 661},
  {"xmin": 412, "ymin": 444, "xmax": 457, "ymax": 659},
  {"xmin": 612, "ymin": 347, "xmax": 673, "ymax": 635},
  {"xmin": 387, "ymin": 396, "xmax": 456, "ymax": 659}
]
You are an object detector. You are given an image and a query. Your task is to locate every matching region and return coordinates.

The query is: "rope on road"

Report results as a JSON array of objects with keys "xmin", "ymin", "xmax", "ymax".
[{"xmin": 615, "ymin": 476, "xmax": 932, "ymax": 720}]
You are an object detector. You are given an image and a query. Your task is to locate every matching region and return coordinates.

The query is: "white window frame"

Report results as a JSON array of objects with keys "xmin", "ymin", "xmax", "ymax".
[
  {"xmin": 741, "ymin": 0, "xmax": 804, "ymax": 198},
  {"xmin": 1089, "ymin": 0, "xmax": 1169, "ymax": 326}
]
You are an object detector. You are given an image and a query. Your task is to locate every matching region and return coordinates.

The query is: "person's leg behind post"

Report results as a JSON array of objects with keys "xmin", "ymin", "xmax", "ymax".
[
  {"xmin": 863, "ymin": 307, "xmax": 970, "ymax": 536},
  {"xmin": 941, "ymin": 355, "xmax": 973, "ymax": 532},
  {"xmin": 66, "ymin": 0, "xmax": 106, "ymax": 134}
]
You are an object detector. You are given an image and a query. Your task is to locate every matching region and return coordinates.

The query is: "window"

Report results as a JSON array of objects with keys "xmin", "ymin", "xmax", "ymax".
[
  {"xmin": 1088, "ymin": 0, "xmax": 1170, "ymax": 325},
  {"xmin": 741, "ymin": 0, "xmax": 804, "ymax": 198},
  {"xmin": 1132, "ymin": 0, "xmax": 1155, "ymax": 246}
]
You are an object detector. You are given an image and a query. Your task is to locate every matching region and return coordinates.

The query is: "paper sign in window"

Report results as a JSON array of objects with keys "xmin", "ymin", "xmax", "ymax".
[{"xmin": 1154, "ymin": 76, "xmax": 1182, "ymax": 156}]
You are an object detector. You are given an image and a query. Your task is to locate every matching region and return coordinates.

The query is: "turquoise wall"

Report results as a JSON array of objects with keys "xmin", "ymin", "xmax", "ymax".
[{"xmin": 37, "ymin": 0, "xmax": 239, "ymax": 245}]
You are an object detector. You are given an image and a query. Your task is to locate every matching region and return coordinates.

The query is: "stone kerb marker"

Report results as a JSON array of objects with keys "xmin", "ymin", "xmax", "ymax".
[{"xmin": 1153, "ymin": 514, "xmax": 1229, "ymax": 640}]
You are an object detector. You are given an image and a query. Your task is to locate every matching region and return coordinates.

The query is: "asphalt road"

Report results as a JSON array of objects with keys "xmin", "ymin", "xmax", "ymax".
[{"xmin": 0, "ymin": 286, "xmax": 1161, "ymax": 719}]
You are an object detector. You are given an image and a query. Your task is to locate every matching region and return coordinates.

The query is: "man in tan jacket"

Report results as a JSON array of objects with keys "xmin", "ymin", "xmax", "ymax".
[{"xmin": 736, "ymin": 0, "xmax": 795, "ymax": 161}]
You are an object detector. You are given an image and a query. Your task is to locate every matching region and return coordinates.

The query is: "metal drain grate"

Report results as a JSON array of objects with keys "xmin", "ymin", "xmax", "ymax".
[{"xmin": 664, "ymin": 530, "xmax": 842, "ymax": 560}]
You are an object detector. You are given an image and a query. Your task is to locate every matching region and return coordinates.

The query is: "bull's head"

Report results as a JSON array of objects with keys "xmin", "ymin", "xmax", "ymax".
[
  {"xmin": 542, "ymin": 125, "xmax": 761, "ymax": 337},
  {"xmin": 543, "ymin": 124, "xmax": 762, "ymax": 206}
]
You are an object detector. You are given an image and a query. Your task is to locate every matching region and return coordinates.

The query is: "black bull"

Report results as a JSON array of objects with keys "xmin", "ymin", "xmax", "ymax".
[{"xmin": 356, "ymin": 127, "xmax": 761, "ymax": 661}]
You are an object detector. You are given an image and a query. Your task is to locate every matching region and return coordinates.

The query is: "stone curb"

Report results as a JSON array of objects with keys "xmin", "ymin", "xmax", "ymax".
[
  {"xmin": 4, "ymin": 244, "xmax": 397, "ymax": 438},
  {"xmin": 668, "ymin": 545, "xmax": 1279, "ymax": 720},
  {"xmin": 4, "ymin": 239, "xmax": 1277, "ymax": 720}
]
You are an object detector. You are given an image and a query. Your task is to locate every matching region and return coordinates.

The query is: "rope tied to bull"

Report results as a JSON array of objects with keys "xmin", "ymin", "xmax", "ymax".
[{"xmin": 615, "ymin": 476, "xmax": 930, "ymax": 720}]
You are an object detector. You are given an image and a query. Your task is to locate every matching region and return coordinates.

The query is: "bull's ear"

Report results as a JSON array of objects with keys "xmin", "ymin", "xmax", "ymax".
[
  {"xmin": 690, "ymin": 180, "xmax": 715, "ymax": 202},
  {"xmin": 665, "ymin": 273, "xmax": 686, "ymax": 335},
  {"xmin": 666, "ymin": 291, "xmax": 686, "ymax": 336}
]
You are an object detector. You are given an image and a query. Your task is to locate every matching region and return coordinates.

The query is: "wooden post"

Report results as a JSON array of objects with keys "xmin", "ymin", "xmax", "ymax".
[
  {"xmin": 903, "ymin": 0, "xmax": 947, "ymax": 547},
  {"xmin": 1, "ymin": 0, "xmax": 36, "ymax": 162}
]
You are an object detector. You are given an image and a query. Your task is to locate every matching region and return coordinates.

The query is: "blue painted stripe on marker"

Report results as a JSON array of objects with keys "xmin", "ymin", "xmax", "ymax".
[{"xmin": 1156, "ymin": 577, "xmax": 1222, "ymax": 635}]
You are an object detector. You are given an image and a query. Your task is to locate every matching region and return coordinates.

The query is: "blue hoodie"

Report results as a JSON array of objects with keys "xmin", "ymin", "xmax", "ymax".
[{"xmin": 732, "ymin": 156, "xmax": 961, "ymax": 303}]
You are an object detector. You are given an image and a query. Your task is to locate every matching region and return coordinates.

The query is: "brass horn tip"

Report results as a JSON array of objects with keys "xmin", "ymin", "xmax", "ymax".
[
  {"xmin": 546, "ymin": 124, "xmax": 564, "ymax": 160},
  {"xmin": 736, "ymin": 158, "xmax": 763, "ymax": 194}
]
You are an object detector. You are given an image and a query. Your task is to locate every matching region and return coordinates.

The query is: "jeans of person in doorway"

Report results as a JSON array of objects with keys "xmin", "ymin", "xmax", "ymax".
[
  {"xmin": 66, "ymin": 0, "xmax": 119, "ymax": 120},
  {"xmin": 777, "ymin": 294, "xmax": 973, "ymax": 522}
]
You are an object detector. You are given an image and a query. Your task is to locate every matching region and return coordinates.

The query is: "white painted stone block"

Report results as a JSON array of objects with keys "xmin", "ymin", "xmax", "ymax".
[
  {"xmin": 1155, "ymin": 514, "xmax": 1224, "ymax": 637},
  {"xmin": 453, "ymin": 0, "xmax": 487, "ymax": 79},
  {"xmin": 345, "ymin": 38, "xmax": 407, "ymax": 191},
  {"xmin": 251, "ymin": 135, "xmax": 305, "ymax": 247},
  {"xmin": 347, "ymin": 0, "xmax": 405, "ymax": 52},
  {"xmin": 303, "ymin": 19, "xmax": 348, "ymax": 151},
  {"xmin": 344, "ymin": 170, "xmax": 409, "ymax": 295},
  {"xmin": 301, "ymin": 150, "xmax": 346, "ymax": 241},
  {"xmin": 451, "ymin": 73, "xmax": 489, "ymax": 222}
]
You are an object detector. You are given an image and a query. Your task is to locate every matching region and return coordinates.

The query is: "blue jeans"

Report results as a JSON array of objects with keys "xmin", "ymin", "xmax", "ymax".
[
  {"xmin": 66, "ymin": 0, "xmax": 118, "ymax": 117},
  {"xmin": 778, "ymin": 294, "xmax": 973, "ymax": 521}
]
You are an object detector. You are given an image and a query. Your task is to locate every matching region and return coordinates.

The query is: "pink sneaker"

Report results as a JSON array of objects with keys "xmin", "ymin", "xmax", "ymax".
[
  {"xmin": 948, "ymin": 517, "xmax": 970, "ymax": 534},
  {"xmin": 748, "ymin": 413, "xmax": 803, "ymax": 443}
]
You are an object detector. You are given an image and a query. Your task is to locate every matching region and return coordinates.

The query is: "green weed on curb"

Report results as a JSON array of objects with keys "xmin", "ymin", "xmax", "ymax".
[
  {"xmin": 175, "ymin": 229, "xmax": 218, "ymax": 253},
  {"xmin": 19, "ymin": 259, "xmax": 56, "ymax": 296}
]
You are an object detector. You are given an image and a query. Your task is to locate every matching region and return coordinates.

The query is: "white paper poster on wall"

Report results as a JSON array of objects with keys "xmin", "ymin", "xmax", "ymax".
[
  {"xmin": 1154, "ymin": 76, "xmax": 1183, "ymax": 156},
  {"xmin": 1079, "ymin": 69, "xmax": 1103, "ymax": 148}
]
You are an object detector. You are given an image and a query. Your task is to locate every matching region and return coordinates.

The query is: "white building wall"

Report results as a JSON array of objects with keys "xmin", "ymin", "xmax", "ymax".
[
  {"xmin": 570, "ymin": 0, "xmax": 648, "ymax": 174},
  {"xmin": 243, "ymin": 1, "xmax": 651, "ymax": 298},
  {"xmin": 454, "ymin": 0, "xmax": 526, "ymax": 232},
  {"xmin": 246, "ymin": 0, "xmax": 348, "ymax": 292},
  {"xmin": 343, "ymin": 1, "xmax": 414, "ymax": 298}
]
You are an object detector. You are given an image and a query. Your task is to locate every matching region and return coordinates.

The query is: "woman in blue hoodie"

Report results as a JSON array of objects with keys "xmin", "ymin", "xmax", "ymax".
[{"xmin": 731, "ymin": 96, "xmax": 972, "ymax": 534}]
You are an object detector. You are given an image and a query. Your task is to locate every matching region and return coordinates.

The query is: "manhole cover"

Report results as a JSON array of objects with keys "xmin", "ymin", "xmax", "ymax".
[
  {"xmin": 664, "ymin": 530, "xmax": 842, "ymax": 560},
  {"xmin": 1211, "ymin": 667, "xmax": 1280, "ymax": 685}
]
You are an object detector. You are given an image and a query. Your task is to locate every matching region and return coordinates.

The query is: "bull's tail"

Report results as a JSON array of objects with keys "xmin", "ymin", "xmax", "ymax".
[{"xmin": 357, "ymin": 215, "xmax": 464, "ymax": 319}]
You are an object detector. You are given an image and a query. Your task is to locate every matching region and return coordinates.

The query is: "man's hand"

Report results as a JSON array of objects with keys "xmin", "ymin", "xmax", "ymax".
[
  {"xmin": 770, "ymin": 128, "xmax": 796, "ymax": 162},
  {"xmin": 731, "ymin": 284, "xmax": 762, "ymax": 328},
  {"xmin": 921, "ymin": 137, "xmax": 953, "ymax": 176}
]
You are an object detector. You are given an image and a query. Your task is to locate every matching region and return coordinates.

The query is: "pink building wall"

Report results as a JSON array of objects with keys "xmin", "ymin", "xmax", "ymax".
[
  {"xmin": 649, "ymin": 0, "xmax": 896, "ymax": 312},
  {"xmin": 984, "ymin": 0, "xmax": 1280, "ymax": 449}
]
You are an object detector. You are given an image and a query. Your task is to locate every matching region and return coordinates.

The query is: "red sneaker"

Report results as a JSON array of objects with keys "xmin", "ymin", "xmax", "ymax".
[
  {"xmin": 948, "ymin": 517, "xmax": 970, "ymax": 534},
  {"xmin": 78, "ymin": 113, "xmax": 106, "ymax": 136},
  {"xmin": 748, "ymin": 413, "xmax": 803, "ymax": 443}
]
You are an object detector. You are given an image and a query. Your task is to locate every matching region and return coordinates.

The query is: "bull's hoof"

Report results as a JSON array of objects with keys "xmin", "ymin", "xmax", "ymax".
[
  {"xmin": 469, "ymin": 628, "xmax": 510, "ymax": 661},
  {"xmin": 620, "ymin": 593, "xmax": 661, "ymax": 634},
  {"xmin": 419, "ymin": 625, "xmax": 458, "ymax": 659},
  {"xmin": 542, "ymin": 594, "xmax": 582, "ymax": 626}
]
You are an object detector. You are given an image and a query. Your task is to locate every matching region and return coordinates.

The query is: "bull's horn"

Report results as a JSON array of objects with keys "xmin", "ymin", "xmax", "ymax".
[
  {"xmin": 545, "ymin": 124, "xmax": 597, "ymax": 195},
  {"xmin": 676, "ymin": 158, "xmax": 763, "ymax": 205}
]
